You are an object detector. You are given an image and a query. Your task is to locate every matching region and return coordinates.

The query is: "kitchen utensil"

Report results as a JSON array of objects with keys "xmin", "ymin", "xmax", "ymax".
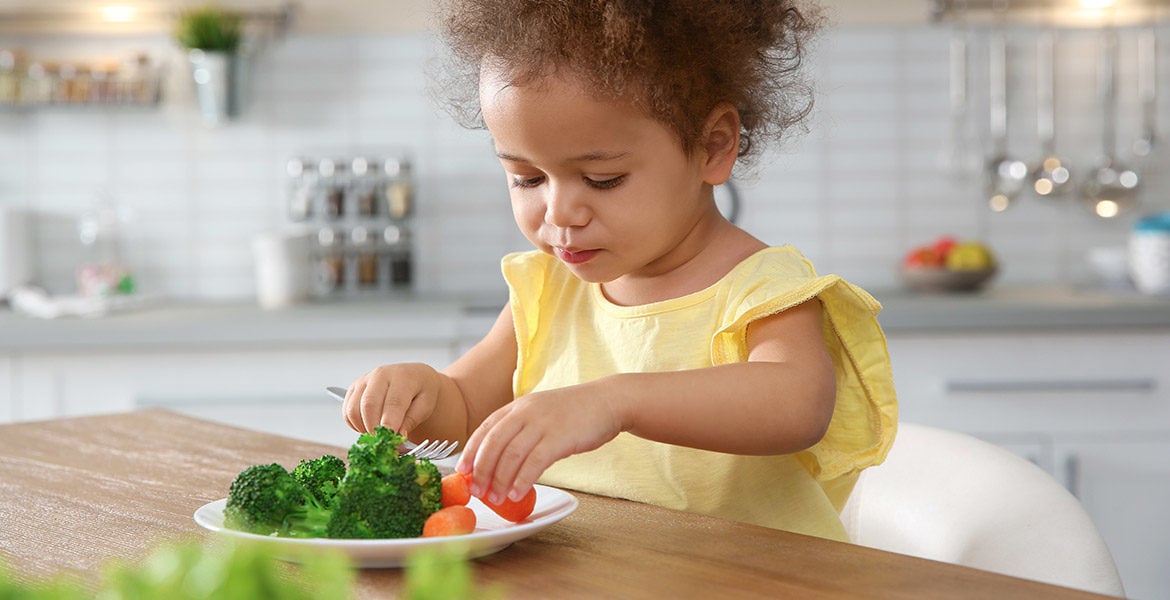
[
  {"xmin": 985, "ymin": 30, "xmax": 1028, "ymax": 212},
  {"xmin": 1081, "ymin": 29, "xmax": 1140, "ymax": 219},
  {"xmin": 1133, "ymin": 25, "xmax": 1158, "ymax": 158},
  {"xmin": 1030, "ymin": 31, "xmax": 1072, "ymax": 198},
  {"xmin": 941, "ymin": 1, "xmax": 981, "ymax": 180},
  {"xmin": 325, "ymin": 386, "xmax": 460, "ymax": 460}
]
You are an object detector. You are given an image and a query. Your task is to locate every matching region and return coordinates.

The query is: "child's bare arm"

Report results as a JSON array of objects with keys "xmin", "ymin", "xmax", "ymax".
[
  {"xmin": 341, "ymin": 305, "xmax": 518, "ymax": 444},
  {"xmin": 457, "ymin": 299, "xmax": 837, "ymax": 505}
]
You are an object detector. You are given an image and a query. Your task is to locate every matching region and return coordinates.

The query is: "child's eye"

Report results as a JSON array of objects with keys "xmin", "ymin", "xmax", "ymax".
[
  {"xmin": 510, "ymin": 175, "xmax": 545, "ymax": 189},
  {"xmin": 586, "ymin": 175, "xmax": 625, "ymax": 190}
]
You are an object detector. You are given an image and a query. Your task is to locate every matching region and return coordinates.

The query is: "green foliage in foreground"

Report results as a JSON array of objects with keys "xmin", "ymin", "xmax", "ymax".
[
  {"xmin": 0, "ymin": 539, "xmax": 353, "ymax": 600},
  {"xmin": 0, "ymin": 539, "xmax": 499, "ymax": 600}
]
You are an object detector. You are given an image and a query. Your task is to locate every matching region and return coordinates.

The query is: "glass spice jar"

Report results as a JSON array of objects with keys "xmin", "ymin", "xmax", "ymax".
[{"xmin": 383, "ymin": 158, "xmax": 413, "ymax": 221}]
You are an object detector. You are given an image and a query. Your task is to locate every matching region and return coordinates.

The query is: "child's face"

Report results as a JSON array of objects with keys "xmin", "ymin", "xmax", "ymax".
[{"xmin": 480, "ymin": 67, "xmax": 720, "ymax": 286}]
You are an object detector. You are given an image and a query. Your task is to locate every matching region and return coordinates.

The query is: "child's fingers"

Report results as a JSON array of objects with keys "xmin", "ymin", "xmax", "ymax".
[
  {"xmin": 507, "ymin": 446, "xmax": 549, "ymax": 502},
  {"xmin": 358, "ymin": 379, "xmax": 390, "ymax": 433},
  {"xmin": 481, "ymin": 426, "xmax": 541, "ymax": 505},
  {"xmin": 455, "ymin": 417, "xmax": 492, "ymax": 497},
  {"xmin": 389, "ymin": 377, "xmax": 433, "ymax": 438},
  {"xmin": 459, "ymin": 407, "xmax": 519, "ymax": 500},
  {"xmin": 378, "ymin": 376, "xmax": 418, "ymax": 434},
  {"xmin": 342, "ymin": 380, "xmax": 368, "ymax": 431}
]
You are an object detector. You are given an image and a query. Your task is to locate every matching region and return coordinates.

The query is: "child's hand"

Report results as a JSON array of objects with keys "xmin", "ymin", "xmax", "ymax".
[
  {"xmin": 341, "ymin": 363, "xmax": 442, "ymax": 436},
  {"xmin": 455, "ymin": 384, "xmax": 623, "ymax": 506}
]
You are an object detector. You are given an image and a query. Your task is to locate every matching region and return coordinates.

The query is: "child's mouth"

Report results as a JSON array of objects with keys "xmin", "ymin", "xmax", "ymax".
[{"xmin": 556, "ymin": 248, "xmax": 600, "ymax": 264}]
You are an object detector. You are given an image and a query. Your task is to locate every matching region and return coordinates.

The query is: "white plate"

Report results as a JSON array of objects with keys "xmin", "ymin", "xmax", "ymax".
[{"xmin": 193, "ymin": 484, "xmax": 578, "ymax": 568}]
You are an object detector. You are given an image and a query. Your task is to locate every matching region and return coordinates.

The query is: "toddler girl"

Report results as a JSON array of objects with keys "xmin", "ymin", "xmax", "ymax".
[{"xmin": 343, "ymin": 0, "xmax": 897, "ymax": 541}]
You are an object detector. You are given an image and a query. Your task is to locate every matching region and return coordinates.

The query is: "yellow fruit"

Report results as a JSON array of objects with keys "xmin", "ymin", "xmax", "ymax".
[{"xmin": 946, "ymin": 242, "xmax": 996, "ymax": 271}]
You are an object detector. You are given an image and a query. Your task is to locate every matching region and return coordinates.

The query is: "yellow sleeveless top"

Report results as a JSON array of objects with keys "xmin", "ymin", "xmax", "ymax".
[{"xmin": 502, "ymin": 247, "xmax": 897, "ymax": 541}]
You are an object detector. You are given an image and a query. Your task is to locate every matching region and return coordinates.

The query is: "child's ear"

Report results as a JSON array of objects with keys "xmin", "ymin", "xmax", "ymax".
[{"xmin": 700, "ymin": 103, "xmax": 741, "ymax": 186}]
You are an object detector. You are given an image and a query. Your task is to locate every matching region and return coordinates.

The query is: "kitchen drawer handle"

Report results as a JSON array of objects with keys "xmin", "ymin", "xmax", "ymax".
[{"xmin": 945, "ymin": 378, "xmax": 1157, "ymax": 394}]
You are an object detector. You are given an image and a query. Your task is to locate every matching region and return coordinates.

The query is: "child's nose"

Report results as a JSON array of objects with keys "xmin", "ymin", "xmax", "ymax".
[{"xmin": 544, "ymin": 186, "xmax": 591, "ymax": 228}]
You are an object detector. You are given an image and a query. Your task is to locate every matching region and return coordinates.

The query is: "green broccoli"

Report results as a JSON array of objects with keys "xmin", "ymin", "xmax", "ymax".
[
  {"xmin": 223, "ymin": 463, "xmax": 306, "ymax": 535},
  {"xmin": 223, "ymin": 427, "xmax": 441, "ymax": 539},
  {"xmin": 325, "ymin": 426, "xmax": 443, "ymax": 539},
  {"xmin": 292, "ymin": 454, "xmax": 347, "ymax": 506},
  {"xmin": 222, "ymin": 463, "xmax": 330, "ymax": 538}
]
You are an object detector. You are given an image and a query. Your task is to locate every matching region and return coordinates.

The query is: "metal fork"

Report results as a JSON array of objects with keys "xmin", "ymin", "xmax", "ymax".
[{"xmin": 325, "ymin": 386, "xmax": 460, "ymax": 460}]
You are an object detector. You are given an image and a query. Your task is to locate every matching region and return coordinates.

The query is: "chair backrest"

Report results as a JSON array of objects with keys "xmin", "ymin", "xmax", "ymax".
[{"xmin": 840, "ymin": 423, "xmax": 1125, "ymax": 597}]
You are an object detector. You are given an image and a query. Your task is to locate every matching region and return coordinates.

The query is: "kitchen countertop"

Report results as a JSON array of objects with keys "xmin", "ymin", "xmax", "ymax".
[
  {"xmin": 870, "ymin": 285, "xmax": 1170, "ymax": 332},
  {"xmin": 1, "ymin": 285, "xmax": 1169, "ymax": 352},
  {"xmin": 0, "ymin": 295, "xmax": 479, "ymax": 352}
]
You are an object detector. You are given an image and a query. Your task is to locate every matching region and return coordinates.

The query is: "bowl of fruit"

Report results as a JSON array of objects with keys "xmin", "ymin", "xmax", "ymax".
[{"xmin": 900, "ymin": 236, "xmax": 998, "ymax": 293}]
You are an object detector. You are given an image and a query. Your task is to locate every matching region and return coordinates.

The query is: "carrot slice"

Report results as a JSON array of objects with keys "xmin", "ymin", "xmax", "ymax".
[
  {"xmin": 422, "ymin": 505, "xmax": 477, "ymax": 537},
  {"xmin": 479, "ymin": 486, "xmax": 537, "ymax": 523},
  {"xmin": 441, "ymin": 472, "xmax": 472, "ymax": 507}
]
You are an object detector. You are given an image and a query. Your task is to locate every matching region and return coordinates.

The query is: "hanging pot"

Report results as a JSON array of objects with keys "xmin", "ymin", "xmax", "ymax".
[
  {"xmin": 188, "ymin": 48, "xmax": 240, "ymax": 127},
  {"xmin": 1133, "ymin": 26, "xmax": 1158, "ymax": 159},
  {"xmin": 1030, "ymin": 31, "xmax": 1072, "ymax": 198},
  {"xmin": 985, "ymin": 31, "xmax": 1028, "ymax": 212},
  {"xmin": 941, "ymin": 5, "xmax": 981, "ymax": 180}
]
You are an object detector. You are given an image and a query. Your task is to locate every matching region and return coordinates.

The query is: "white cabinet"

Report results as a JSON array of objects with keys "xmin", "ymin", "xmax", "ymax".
[
  {"xmin": 11, "ymin": 343, "xmax": 455, "ymax": 447},
  {"xmin": 0, "ymin": 354, "xmax": 13, "ymax": 423},
  {"xmin": 1056, "ymin": 439, "xmax": 1170, "ymax": 600},
  {"xmin": 886, "ymin": 329, "xmax": 1170, "ymax": 600}
]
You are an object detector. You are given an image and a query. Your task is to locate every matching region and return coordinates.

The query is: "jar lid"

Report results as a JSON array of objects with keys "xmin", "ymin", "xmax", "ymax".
[{"xmin": 1134, "ymin": 212, "xmax": 1170, "ymax": 232}]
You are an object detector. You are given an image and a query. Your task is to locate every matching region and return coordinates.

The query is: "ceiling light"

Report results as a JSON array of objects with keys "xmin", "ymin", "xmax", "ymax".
[{"xmin": 101, "ymin": 5, "xmax": 137, "ymax": 23}]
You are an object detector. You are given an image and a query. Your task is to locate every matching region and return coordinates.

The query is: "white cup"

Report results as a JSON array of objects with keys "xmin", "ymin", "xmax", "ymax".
[
  {"xmin": 1129, "ymin": 232, "xmax": 1170, "ymax": 295},
  {"xmin": 252, "ymin": 231, "xmax": 312, "ymax": 309}
]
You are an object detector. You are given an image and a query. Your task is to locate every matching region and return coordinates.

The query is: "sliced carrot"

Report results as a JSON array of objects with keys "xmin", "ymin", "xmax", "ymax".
[
  {"xmin": 479, "ymin": 486, "xmax": 537, "ymax": 523},
  {"xmin": 422, "ymin": 505, "xmax": 477, "ymax": 537},
  {"xmin": 441, "ymin": 472, "xmax": 472, "ymax": 507}
]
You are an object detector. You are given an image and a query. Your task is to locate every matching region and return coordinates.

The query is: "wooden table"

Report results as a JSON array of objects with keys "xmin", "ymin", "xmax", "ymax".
[{"xmin": 0, "ymin": 410, "xmax": 1116, "ymax": 599}]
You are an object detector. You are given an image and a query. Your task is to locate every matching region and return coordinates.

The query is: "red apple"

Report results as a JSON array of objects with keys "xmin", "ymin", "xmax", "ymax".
[
  {"xmin": 932, "ymin": 236, "xmax": 958, "ymax": 258},
  {"xmin": 903, "ymin": 246, "xmax": 945, "ymax": 269}
]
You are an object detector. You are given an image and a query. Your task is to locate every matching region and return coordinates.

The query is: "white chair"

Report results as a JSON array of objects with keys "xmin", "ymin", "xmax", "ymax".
[{"xmin": 840, "ymin": 423, "xmax": 1126, "ymax": 598}]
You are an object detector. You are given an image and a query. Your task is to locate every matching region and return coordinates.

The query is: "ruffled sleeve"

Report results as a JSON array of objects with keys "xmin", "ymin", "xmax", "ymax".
[
  {"xmin": 711, "ymin": 247, "xmax": 898, "ymax": 481},
  {"xmin": 501, "ymin": 250, "xmax": 550, "ymax": 352}
]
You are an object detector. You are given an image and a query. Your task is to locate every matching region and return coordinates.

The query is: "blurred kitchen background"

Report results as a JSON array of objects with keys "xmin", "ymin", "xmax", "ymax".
[
  {"xmin": 2, "ymin": 0, "xmax": 1168, "ymax": 301},
  {"xmin": 3, "ymin": 1, "xmax": 1170, "ymax": 598}
]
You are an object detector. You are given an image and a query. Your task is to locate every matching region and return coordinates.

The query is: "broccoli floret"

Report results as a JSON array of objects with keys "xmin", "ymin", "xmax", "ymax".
[
  {"xmin": 223, "ymin": 463, "xmax": 309, "ymax": 536},
  {"xmin": 325, "ymin": 426, "xmax": 443, "ymax": 539},
  {"xmin": 223, "ymin": 427, "xmax": 442, "ymax": 540},
  {"xmin": 292, "ymin": 454, "xmax": 346, "ymax": 506},
  {"xmin": 223, "ymin": 463, "xmax": 331, "ymax": 539},
  {"xmin": 416, "ymin": 459, "xmax": 443, "ymax": 516}
]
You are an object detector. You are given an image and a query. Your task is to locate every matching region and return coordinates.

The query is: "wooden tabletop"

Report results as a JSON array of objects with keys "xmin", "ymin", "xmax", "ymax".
[{"xmin": 0, "ymin": 409, "xmax": 1115, "ymax": 599}]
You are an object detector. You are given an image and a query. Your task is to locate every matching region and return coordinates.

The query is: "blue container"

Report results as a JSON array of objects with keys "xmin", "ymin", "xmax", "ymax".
[{"xmin": 1130, "ymin": 212, "xmax": 1170, "ymax": 295}]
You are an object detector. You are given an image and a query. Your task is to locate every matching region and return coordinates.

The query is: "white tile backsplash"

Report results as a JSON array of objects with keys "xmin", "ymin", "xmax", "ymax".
[{"xmin": 3, "ymin": 26, "xmax": 1170, "ymax": 301}]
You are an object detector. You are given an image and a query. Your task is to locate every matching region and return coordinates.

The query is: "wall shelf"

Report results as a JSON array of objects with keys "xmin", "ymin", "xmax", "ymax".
[{"xmin": 0, "ymin": 2, "xmax": 295, "ymax": 37}]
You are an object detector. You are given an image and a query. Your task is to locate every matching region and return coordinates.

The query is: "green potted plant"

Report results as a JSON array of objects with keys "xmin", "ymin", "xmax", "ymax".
[{"xmin": 174, "ymin": 5, "xmax": 244, "ymax": 126}]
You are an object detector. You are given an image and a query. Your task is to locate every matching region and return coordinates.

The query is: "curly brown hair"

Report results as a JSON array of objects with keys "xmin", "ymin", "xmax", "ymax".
[{"xmin": 433, "ymin": 0, "xmax": 824, "ymax": 166}]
